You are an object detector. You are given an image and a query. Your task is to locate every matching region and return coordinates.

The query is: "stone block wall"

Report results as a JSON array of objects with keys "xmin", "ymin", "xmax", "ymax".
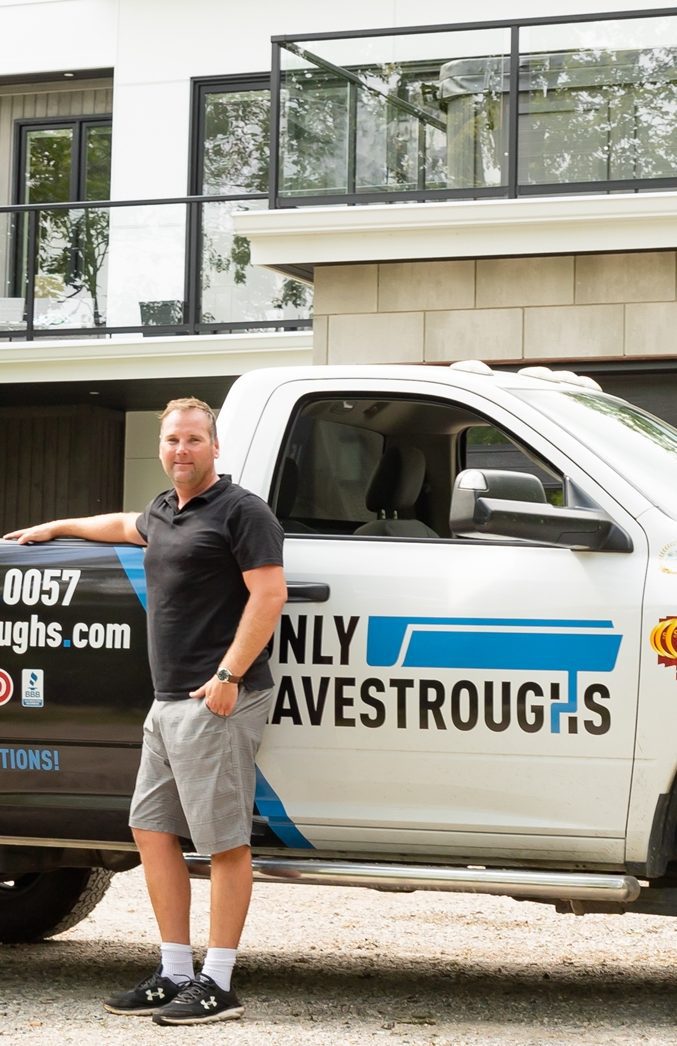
[{"xmin": 312, "ymin": 252, "xmax": 677, "ymax": 365}]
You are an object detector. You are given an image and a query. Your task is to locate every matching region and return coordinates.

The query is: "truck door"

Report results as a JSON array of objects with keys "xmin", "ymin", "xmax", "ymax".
[{"xmin": 240, "ymin": 378, "xmax": 646, "ymax": 865}]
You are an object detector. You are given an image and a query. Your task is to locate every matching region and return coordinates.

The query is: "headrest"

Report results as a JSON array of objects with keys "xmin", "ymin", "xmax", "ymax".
[
  {"xmin": 365, "ymin": 446, "xmax": 426, "ymax": 514},
  {"xmin": 277, "ymin": 457, "xmax": 299, "ymax": 518}
]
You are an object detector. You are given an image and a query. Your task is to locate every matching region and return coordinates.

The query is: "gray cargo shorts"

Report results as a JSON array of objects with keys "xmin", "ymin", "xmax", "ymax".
[{"xmin": 129, "ymin": 686, "xmax": 274, "ymax": 855}]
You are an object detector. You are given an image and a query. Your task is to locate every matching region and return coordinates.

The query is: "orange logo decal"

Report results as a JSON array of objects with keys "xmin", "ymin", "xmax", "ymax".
[{"xmin": 650, "ymin": 617, "xmax": 677, "ymax": 672}]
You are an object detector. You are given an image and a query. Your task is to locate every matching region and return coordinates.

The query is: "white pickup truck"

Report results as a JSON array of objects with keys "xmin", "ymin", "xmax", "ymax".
[{"xmin": 2, "ymin": 360, "xmax": 677, "ymax": 941}]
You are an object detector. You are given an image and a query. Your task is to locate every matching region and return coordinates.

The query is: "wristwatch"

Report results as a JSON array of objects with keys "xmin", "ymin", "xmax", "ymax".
[{"xmin": 216, "ymin": 666, "xmax": 242, "ymax": 685}]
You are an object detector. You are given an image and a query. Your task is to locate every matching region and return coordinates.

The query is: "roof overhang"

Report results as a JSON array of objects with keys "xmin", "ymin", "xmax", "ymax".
[
  {"xmin": 0, "ymin": 330, "xmax": 313, "ymax": 409},
  {"xmin": 234, "ymin": 191, "xmax": 677, "ymax": 279}
]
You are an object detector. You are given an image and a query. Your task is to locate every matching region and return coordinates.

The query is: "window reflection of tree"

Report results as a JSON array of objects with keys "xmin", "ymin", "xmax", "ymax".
[
  {"xmin": 28, "ymin": 127, "xmax": 111, "ymax": 326},
  {"xmin": 203, "ymin": 92, "xmax": 270, "ymax": 195},
  {"xmin": 200, "ymin": 88, "xmax": 311, "ymax": 320},
  {"xmin": 522, "ymin": 45, "xmax": 677, "ymax": 184},
  {"xmin": 281, "ymin": 59, "xmax": 503, "ymax": 194},
  {"xmin": 278, "ymin": 34, "xmax": 676, "ymax": 195},
  {"xmin": 570, "ymin": 394, "xmax": 677, "ymax": 455}
]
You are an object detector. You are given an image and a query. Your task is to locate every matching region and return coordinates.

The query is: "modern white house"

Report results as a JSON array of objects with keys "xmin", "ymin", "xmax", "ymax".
[{"xmin": 0, "ymin": 0, "xmax": 676, "ymax": 530}]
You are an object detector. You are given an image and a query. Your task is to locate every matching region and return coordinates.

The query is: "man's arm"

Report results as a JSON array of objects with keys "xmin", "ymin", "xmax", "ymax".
[
  {"xmin": 190, "ymin": 564, "xmax": 287, "ymax": 716},
  {"xmin": 3, "ymin": 512, "xmax": 145, "ymax": 546}
]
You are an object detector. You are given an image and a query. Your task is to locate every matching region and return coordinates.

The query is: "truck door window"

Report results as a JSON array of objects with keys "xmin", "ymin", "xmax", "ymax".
[
  {"xmin": 271, "ymin": 395, "xmax": 458, "ymax": 538},
  {"xmin": 272, "ymin": 398, "xmax": 566, "ymax": 537}
]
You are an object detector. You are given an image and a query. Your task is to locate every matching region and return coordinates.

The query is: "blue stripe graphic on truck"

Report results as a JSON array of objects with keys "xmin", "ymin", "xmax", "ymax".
[
  {"xmin": 254, "ymin": 768, "xmax": 312, "ymax": 849},
  {"xmin": 113, "ymin": 545, "xmax": 311, "ymax": 848},
  {"xmin": 366, "ymin": 616, "xmax": 622, "ymax": 734},
  {"xmin": 114, "ymin": 546, "xmax": 147, "ymax": 610}
]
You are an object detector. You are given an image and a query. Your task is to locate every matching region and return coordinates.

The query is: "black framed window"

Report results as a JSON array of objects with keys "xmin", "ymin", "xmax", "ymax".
[
  {"xmin": 16, "ymin": 117, "xmax": 112, "ymax": 206},
  {"xmin": 12, "ymin": 116, "xmax": 112, "ymax": 323},
  {"xmin": 193, "ymin": 76, "xmax": 270, "ymax": 196},
  {"xmin": 190, "ymin": 76, "xmax": 311, "ymax": 326}
]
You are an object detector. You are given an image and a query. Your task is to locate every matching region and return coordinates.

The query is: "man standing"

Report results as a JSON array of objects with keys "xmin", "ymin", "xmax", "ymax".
[{"xmin": 4, "ymin": 397, "xmax": 287, "ymax": 1026}]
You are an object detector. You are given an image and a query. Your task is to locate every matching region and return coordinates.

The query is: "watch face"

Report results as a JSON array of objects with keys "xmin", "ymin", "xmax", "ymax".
[{"xmin": 217, "ymin": 668, "xmax": 229, "ymax": 682}]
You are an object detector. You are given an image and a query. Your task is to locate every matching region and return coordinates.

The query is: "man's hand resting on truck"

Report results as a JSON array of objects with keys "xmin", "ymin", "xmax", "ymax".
[
  {"xmin": 3, "ymin": 522, "xmax": 59, "ymax": 543},
  {"xmin": 3, "ymin": 513, "xmax": 144, "ymax": 546}
]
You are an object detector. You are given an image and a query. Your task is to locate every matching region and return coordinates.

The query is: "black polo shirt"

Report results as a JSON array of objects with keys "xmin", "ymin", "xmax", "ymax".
[{"xmin": 136, "ymin": 475, "xmax": 284, "ymax": 700}]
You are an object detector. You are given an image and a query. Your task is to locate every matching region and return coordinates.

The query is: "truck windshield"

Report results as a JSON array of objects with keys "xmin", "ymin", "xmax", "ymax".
[{"xmin": 513, "ymin": 389, "xmax": 677, "ymax": 519}]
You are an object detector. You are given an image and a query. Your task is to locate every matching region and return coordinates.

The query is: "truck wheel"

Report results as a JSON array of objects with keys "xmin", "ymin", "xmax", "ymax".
[{"xmin": 0, "ymin": 867, "xmax": 114, "ymax": 943}]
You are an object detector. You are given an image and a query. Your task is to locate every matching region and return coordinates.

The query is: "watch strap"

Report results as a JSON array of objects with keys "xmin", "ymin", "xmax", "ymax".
[{"xmin": 216, "ymin": 666, "xmax": 242, "ymax": 684}]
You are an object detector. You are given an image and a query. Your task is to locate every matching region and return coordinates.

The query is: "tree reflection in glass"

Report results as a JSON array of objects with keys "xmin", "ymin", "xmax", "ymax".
[
  {"xmin": 199, "ymin": 87, "xmax": 311, "ymax": 323},
  {"xmin": 520, "ymin": 17, "xmax": 677, "ymax": 185}
]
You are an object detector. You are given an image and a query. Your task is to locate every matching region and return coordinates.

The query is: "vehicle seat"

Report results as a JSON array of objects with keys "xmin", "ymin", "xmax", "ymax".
[
  {"xmin": 354, "ymin": 446, "xmax": 438, "ymax": 538},
  {"xmin": 276, "ymin": 457, "xmax": 315, "ymax": 533}
]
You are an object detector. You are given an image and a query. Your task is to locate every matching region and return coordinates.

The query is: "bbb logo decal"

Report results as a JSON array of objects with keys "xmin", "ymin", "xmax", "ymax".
[
  {"xmin": 21, "ymin": 669, "xmax": 44, "ymax": 708},
  {"xmin": 650, "ymin": 616, "xmax": 677, "ymax": 676},
  {"xmin": 0, "ymin": 668, "xmax": 14, "ymax": 706}
]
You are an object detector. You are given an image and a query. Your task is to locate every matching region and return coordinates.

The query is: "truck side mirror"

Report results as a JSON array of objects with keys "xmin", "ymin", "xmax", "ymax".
[{"xmin": 449, "ymin": 469, "xmax": 632, "ymax": 552}]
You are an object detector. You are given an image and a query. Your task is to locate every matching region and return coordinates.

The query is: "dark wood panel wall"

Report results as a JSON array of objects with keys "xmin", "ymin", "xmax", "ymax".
[{"xmin": 0, "ymin": 405, "xmax": 124, "ymax": 534}]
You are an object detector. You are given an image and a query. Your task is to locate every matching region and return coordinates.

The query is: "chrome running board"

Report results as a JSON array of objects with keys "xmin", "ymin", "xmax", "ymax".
[{"xmin": 184, "ymin": 854, "xmax": 641, "ymax": 904}]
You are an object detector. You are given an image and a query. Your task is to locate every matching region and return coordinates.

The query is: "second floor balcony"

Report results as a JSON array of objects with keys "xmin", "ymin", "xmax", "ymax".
[{"xmin": 271, "ymin": 9, "xmax": 677, "ymax": 205}]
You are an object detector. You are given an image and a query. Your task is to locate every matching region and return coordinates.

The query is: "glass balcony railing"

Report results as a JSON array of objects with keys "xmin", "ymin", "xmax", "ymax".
[
  {"xmin": 271, "ymin": 9, "xmax": 677, "ymax": 205},
  {"xmin": 0, "ymin": 195, "xmax": 312, "ymax": 340}
]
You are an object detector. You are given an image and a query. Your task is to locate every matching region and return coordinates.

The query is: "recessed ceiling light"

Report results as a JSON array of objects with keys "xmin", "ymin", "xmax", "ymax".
[
  {"xmin": 89, "ymin": 390, "xmax": 100, "ymax": 396},
  {"xmin": 64, "ymin": 72, "xmax": 75, "ymax": 79}
]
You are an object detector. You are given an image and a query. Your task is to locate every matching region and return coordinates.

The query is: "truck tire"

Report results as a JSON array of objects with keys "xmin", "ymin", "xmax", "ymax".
[{"xmin": 0, "ymin": 867, "xmax": 114, "ymax": 943}]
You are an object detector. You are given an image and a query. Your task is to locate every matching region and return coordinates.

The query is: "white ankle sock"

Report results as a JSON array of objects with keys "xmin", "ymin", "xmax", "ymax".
[
  {"xmin": 201, "ymin": 947, "xmax": 237, "ymax": 991},
  {"xmin": 160, "ymin": 941, "xmax": 194, "ymax": 984}
]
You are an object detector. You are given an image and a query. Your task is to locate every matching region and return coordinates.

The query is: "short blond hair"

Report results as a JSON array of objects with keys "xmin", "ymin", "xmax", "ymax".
[{"xmin": 159, "ymin": 397, "xmax": 217, "ymax": 441}]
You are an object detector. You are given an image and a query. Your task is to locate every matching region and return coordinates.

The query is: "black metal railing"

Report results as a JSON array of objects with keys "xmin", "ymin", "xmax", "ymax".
[
  {"xmin": 270, "ymin": 8, "xmax": 677, "ymax": 207},
  {"xmin": 0, "ymin": 194, "xmax": 312, "ymax": 341}
]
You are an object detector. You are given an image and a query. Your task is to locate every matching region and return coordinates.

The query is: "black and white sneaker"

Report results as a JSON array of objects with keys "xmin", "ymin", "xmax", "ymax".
[
  {"xmin": 152, "ymin": 972, "xmax": 244, "ymax": 1025},
  {"xmin": 104, "ymin": 965, "xmax": 184, "ymax": 1016}
]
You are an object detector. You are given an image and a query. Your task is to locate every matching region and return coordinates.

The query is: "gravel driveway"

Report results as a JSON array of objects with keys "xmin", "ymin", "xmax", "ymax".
[{"xmin": 2, "ymin": 866, "xmax": 677, "ymax": 1044}]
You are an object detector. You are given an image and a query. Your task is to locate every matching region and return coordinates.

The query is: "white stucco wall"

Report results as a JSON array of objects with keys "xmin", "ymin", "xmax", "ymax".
[{"xmin": 0, "ymin": 0, "xmax": 117, "ymax": 76}]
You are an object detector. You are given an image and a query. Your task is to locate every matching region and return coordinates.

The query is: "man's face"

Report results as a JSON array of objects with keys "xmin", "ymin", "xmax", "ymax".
[{"xmin": 159, "ymin": 408, "xmax": 219, "ymax": 493}]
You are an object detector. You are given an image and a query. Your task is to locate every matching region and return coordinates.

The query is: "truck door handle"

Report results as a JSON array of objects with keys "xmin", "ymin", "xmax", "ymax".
[{"xmin": 286, "ymin": 582, "xmax": 330, "ymax": 603}]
